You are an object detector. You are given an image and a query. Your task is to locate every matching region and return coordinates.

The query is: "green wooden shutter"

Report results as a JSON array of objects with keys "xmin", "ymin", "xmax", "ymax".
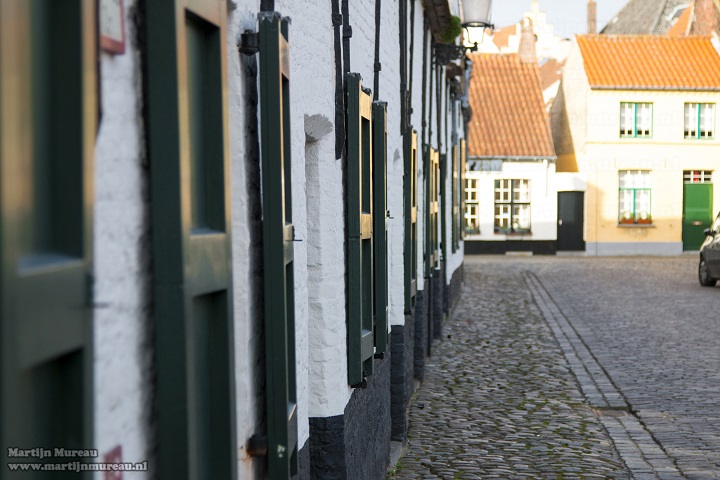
[
  {"xmin": 404, "ymin": 130, "xmax": 418, "ymax": 312},
  {"xmin": 372, "ymin": 101, "xmax": 388, "ymax": 355},
  {"xmin": 425, "ymin": 147, "xmax": 439, "ymax": 277},
  {"xmin": 460, "ymin": 140, "xmax": 467, "ymax": 240},
  {"xmin": 259, "ymin": 13, "xmax": 298, "ymax": 477},
  {"xmin": 1, "ymin": 0, "xmax": 96, "ymax": 466},
  {"xmin": 452, "ymin": 145, "xmax": 459, "ymax": 252},
  {"xmin": 346, "ymin": 73, "xmax": 375, "ymax": 387},
  {"xmin": 145, "ymin": 2, "xmax": 237, "ymax": 478},
  {"xmin": 440, "ymin": 153, "xmax": 447, "ymax": 263}
]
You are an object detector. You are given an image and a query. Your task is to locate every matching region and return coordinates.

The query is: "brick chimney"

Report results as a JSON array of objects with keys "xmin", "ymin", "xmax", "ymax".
[
  {"xmin": 588, "ymin": 0, "xmax": 597, "ymax": 34},
  {"xmin": 518, "ymin": 17, "xmax": 537, "ymax": 63},
  {"xmin": 691, "ymin": 0, "xmax": 720, "ymax": 36}
]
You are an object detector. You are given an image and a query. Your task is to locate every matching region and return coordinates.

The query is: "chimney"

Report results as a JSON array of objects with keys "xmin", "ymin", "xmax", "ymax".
[
  {"xmin": 518, "ymin": 17, "xmax": 537, "ymax": 63},
  {"xmin": 588, "ymin": 0, "xmax": 597, "ymax": 34},
  {"xmin": 691, "ymin": 0, "xmax": 720, "ymax": 36}
]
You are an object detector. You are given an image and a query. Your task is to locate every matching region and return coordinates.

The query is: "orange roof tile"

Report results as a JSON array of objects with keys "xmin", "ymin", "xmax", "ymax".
[
  {"xmin": 539, "ymin": 58, "xmax": 566, "ymax": 91},
  {"xmin": 492, "ymin": 24, "xmax": 517, "ymax": 51},
  {"xmin": 577, "ymin": 35, "xmax": 720, "ymax": 90},
  {"xmin": 667, "ymin": 6, "xmax": 692, "ymax": 36},
  {"xmin": 467, "ymin": 54, "xmax": 555, "ymax": 158}
]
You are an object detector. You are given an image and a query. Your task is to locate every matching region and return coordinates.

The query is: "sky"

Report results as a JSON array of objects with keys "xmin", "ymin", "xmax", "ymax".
[{"xmin": 490, "ymin": 0, "xmax": 630, "ymax": 38}]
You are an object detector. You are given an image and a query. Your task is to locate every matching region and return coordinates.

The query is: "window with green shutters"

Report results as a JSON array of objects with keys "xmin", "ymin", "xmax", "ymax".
[
  {"xmin": 425, "ymin": 147, "xmax": 440, "ymax": 277},
  {"xmin": 404, "ymin": 129, "xmax": 419, "ymax": 312},
  {"xmin": 460, "ymin": 139, "xmax": 467, "ymax": 240},
  {"xmin": 452, "ymin": 144, "xmax": 459, "ymax": 252},
  {"xmin": 259, "ymin": 13, "xmax": 299, "ymax": 477},
  {"xmin": 145, "ymin": 1, "xmax": 237, "ymax": 478},
  {"xmin": 1, "ymin": 0, "xmax": 97, "ymax": 461},
  {"xmin": 346, "ymin": 73, "xmax": 375, "ymax": 387},
  {"xmin": 372, "ymin": 102, "xmax": 389, "ymax": 356}
]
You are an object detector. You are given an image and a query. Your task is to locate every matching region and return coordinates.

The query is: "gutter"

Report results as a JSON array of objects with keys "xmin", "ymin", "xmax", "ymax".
[
  {"xmin": 591, "ymin": 85, "xmax": 720, "ymax": 91},
  {"xmin": 471, "ymin": 156, "xmax": 558, "ymax": 162}
]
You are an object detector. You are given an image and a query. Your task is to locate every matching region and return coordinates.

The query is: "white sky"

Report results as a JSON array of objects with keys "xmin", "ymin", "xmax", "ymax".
[{"xmin": 490, "ymin": 0, "xmax": 630, "ymax": 37}]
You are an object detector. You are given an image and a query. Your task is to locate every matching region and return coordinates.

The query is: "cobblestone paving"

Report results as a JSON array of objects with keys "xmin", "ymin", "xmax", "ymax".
[{"xmin": 394, "ymin": 259, "xmax": 631, "ymax": 479}]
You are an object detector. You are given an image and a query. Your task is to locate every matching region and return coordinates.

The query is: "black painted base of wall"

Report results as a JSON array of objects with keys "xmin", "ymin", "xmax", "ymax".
[
  {"xmin": 432, "ymin": 268, "xmax": 444, "ymax": 340},
  {"xmin": 295, "ymin": 440, "xmax": 311, "ymax": 480},
  {"xmin": 308, "ymin": 355, "xmax": 391, "ymax": 480},
  {"xmin": 465, "ymin": 240, "xmax": 557, "ymax": 255},
  {"xmin": 414, "ymin": 285, "xmax": 430, "ymax": 380},
  {"xmin": 390, "ymin": 320, "xmax": 415, "ymax": 442}
]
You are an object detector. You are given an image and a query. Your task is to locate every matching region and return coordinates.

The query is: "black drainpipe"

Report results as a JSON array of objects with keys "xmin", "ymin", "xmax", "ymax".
[{"xmin": 373, "ymin": 0, "xmax": 382, "ymax": 100}]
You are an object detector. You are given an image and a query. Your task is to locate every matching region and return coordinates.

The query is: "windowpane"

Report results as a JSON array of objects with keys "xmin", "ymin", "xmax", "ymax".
[
  {"xmin": 637, "ymin": 104, "xmax": 652, "ymax": 136},
  {"xmin": 618, "ymin": 170, "xmax": 651, "ymax": 223},
  {"xmin": 513, "ymin": 204, "xmax": 531, "ymax": 231},
  {"xmin": 465, "ymin": 203, "xmax": 480, "ymax": 233},
  {"xmin": 620, "ymin": 103, "xmax": 634, "ymax": 136},
  {"xmin": 701, "ymin": 103, "xmax": 714, "ymax": 138}
]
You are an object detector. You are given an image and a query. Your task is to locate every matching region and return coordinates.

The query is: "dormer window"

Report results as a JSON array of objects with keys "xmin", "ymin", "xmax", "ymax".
[
  {"xmin": 620, "ymin": 102, "xmax": 652, "ymax": 138},
  {"xmin": 684, "ymin": 103, "xmax": 714, "ymax": 139}
]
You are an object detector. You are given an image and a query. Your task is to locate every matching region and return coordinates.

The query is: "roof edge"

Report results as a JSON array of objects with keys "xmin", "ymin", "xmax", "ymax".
[
  {"xmin": 590, "ymin": 85, "xmax": 720, "ymax": 91},
  {"xmin": 470, "ymin": 156, "xmax": 557, "ymax": 162}
]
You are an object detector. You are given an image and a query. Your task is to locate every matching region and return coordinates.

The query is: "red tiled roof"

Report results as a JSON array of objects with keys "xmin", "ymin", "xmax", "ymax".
[
  {"xmin": 539, "ymin": 58, "xmax": 566, "ymax": 91},
  {"xmin": 492, "ymin": 24, "xmax": 517, "ymax": 51},
  {"xmin": 467, "ymin": 54, "xmax": 555, "ymax": 158},
  {"xmin": 667, "ymin": 6, "xmax": 692, "ymax": 36},
  {"xmin": 577, "ymin": 35, "xmax": 720, "ymax": 90}
]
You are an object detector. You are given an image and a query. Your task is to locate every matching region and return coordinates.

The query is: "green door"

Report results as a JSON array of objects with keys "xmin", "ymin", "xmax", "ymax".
[
  {"xmin": 1, "ymin": 0, "xmax": 97, "ymax": 474},
  {"xmin": 683, "ymin": 183, "xmax": 713, "ymax": 251}
]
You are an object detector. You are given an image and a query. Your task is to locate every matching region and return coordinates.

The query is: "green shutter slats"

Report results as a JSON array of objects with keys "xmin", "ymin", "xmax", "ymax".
[
  {"xmin": 259, "ymin": 12, "xmax": 299, "ymax": 477},
  {"xmin": 373, "ymin": 101, "xmax": 389, "ymax": 355},
  {"xmin": 347, "ymin": 73, "xmax": 375, "ymax": 387},
  {"xmin": 1, "ymin": 0, "xmax": 96, "ymax": 461},
  {"xmin": 146, "ymin": 1, "xmax": 237, "ymax": 478},
  {"xmin": 440, "ymin": 153, "xmax": 447, "ymax": 262},
  {"xmin": 404, "ymin": 129, "xmax": 418, "ymax": 312}
]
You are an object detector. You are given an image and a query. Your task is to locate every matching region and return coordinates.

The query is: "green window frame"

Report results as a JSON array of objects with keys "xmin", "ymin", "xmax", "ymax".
[
  {"xmin": 346, "ymin": 73, "xmax": 375, "ymax": 387},
  {"xmin": 620, "ymin": 102, "xmax": 653, "ymax": 138},
  {"xmin": 465, "ymin": 178, "xmax": 480, "ymax": 234},
  {"xmin": 494, "ymin": 179, "xmax": 531, "ymax": 234},
  {"xmin": 684, "ymin": 103, "xmax": 715, "ymax": 139},
  {"xmin": 259, "ymin": 13, "xmax": 298, "ymax": 477},
  {"xmin": 146, "ymin": 1, "xmax": 237, "ymax": 478},
  {"xmin": 1, "ymin": 0, "xmax": 97, "ymax": 459},
  {"xmin": 619, "ymin": 170, "xmax": 652, "ymax": 224},
  {"xmin": 404, "ymin": 129, "xmax": 418, "ymax": 312},
  {"xmin": 425, "ymin": 147, "xmax": 439, "ymax": 277}
]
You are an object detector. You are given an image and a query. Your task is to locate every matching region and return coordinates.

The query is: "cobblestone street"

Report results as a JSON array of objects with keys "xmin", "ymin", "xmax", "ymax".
[{"xmin": 395, "ymin": 255, "xmax": 719, "ymax": 480}]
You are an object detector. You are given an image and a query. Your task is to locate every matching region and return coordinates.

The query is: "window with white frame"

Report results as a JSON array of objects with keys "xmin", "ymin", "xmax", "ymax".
[
  {"xmin": 620, "ymin": 103, "xmax": 652, "ymax": 138},
  {"xmin": 684, "ymin": 103, "xmax": 714, "ymax": 139},
  {"xmin": 683, "ymin": 170, "xmax": 713, "ymax": 183},
  {"xmin": 619, "ymin": 170, "xmax": 652, "ymax": 224},
  {"xmin": 464, "ymin": 178, "xmax": 480, "ymax": 234},
  {"xmin": 494, "ymin": 179, "xmax": 530, "ymax": 233}
]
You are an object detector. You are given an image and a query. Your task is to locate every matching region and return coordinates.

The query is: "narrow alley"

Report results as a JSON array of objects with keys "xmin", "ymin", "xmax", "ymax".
[{"xmin": 396, "ymin": 256, "xmax": 719, "ymax": 480}]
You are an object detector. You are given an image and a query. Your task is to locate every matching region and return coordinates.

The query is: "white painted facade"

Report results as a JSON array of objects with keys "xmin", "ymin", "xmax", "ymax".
[
  {"xmin": 89, "ymin": 0, "xmax": 466, "ymax": 478},
  {"xmin": 465, "ymin": 159, "xmax": 558, "ymax": 243}
]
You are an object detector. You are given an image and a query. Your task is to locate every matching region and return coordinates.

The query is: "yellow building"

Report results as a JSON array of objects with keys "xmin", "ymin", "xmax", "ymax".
[{"xmin": 552, "ymin": 35, "xmax": 720, "ymax": 255}]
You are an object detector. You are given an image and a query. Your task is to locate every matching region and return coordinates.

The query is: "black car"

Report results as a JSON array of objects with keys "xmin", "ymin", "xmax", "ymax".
[{"xmin": 699, "ymin": 212, "xmax": 720, "ymax": 286}]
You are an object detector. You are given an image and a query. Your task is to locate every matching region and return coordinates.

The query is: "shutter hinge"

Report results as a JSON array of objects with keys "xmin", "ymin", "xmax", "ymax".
[
  {"xmin": 247, "ymin": 434, "xmax": 268, "ymax": 457},
  {"xmin": 332, "ymin": 13, "xmax": 343, "ymax": 26},
  {"xmin": 343, "ymin": 25, "xmax": 353, "ymax": 38},
  {"xmin": 374, "ymin": 61, "xmax": 382, "ymax": 72}
]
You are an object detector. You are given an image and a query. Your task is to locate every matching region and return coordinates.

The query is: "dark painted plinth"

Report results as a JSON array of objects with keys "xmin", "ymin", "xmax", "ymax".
[
  {"xmin": 432, "ymin": 268, "xmax": 444, "ymax": 340},
  {"xmin": 465, "ymin": 240, "xmax": 557, "ymax": 255},
  {"xmin": 449, "ymin": 262, "xmax": 464, "ymax": 311},
  {"xmin": 414, "ymin": 285, "xmax": 430, "ymax": 380},
  {"xmin": 390, "ymin": 320, "xmax": 415, "ymax": 441},
  {"xmin": 308, "ymin": 355, "xmax": 391, "ymax": 480}
]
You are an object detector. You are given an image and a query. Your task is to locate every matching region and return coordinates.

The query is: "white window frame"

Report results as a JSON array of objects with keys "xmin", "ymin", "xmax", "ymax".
[
  {"xmin": 619, "ymin": 170, "xmax": 652, "ymax": 224},
  {"xmin": 620, "ymin": 102, "xmax": 653, "ymax": 138},
  {"xmin": 684, "ymin": 103, "xmax": 715, "ymax": 139},
  {"xmin": 464, "ymin": 178, "xmax": 480, "ymax": 234},
  {"xmin": 494, "ymin": 179, "xmax": 531, "ymax": 234}
]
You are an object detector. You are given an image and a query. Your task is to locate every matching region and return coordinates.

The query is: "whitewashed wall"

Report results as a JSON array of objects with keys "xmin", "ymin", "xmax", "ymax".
[{"xmin": 93, "ymin": 0, "xmax": 154, "ymax": 477}]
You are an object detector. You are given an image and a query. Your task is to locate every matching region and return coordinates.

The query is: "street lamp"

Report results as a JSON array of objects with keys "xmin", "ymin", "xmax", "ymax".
[{"xmin": 460, "ymin": 0, "xmax": 494, "ymax": 29}]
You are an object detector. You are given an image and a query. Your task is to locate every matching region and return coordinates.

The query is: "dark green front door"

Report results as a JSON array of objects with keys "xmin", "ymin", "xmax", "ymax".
[{"xmin": 683, "ymin": 183, "xmax": 713, "ymax": 251}]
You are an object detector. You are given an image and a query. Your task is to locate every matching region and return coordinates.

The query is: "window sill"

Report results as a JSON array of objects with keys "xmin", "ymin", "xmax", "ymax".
[
  {"xmin": 494, "ymin": 231, "xmax": 532, "ymax": 236},
  {"xmin": 617, "ymin": 223, "xmax": 655, "ymax": 228}
]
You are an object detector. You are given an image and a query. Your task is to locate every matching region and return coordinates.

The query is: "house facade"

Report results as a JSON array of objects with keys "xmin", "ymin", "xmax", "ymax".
[
  {"xmin": 464, "ymin": 53, "xmax": 559, "ymax": 254},
  {"xmin": 0, "ymin": 0, "xmax": 468, "ymax": 479},
  {"xmin": 552, "ymin": 34, "xmax": 720, "ymax": 255}
]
